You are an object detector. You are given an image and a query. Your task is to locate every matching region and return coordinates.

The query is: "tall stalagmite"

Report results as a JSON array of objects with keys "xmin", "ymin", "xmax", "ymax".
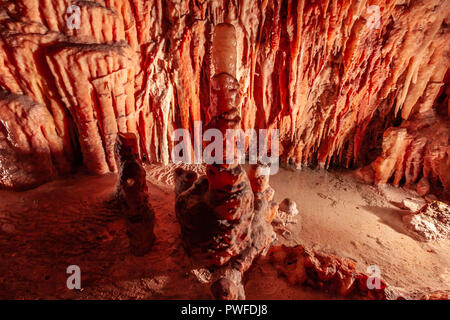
[{"xmin": 175, "ymin": 22, "xmax": 274, "ymax": 299}]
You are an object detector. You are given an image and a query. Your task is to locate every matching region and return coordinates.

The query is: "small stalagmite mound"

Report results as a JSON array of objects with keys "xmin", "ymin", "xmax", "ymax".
[
  {"xmin": 211, "ymin": 278, "xmax": 240, "ymax": 300},
  {"xmin": 274, "ymin": 198, "xmax": 299, "ymax": 226},
  {"xmin": 279, "ymin": 198, "xmax": 299, "ymax": 216}
]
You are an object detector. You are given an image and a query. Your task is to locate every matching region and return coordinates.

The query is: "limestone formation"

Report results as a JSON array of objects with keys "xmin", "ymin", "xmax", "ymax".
[
  {"xmin": 269, "ymin": 245, "xmax": 387, "ymax": 299},
  {"xmin": 210, "ymin": 278, "xmax": 240, "ymax": 301},
  {"xmin": 175, "ymin": 23, "xmax": 274, "ymax": 299},
  {"xmin": 400, "ymin": 198, "xmax": 426, "ymax": 213},
  {"xmin": 270, "ymin": 244, "xmax": 450, "ymax": 300},
  {"xmin": 115, "ymin": 132, "xmax": 155, "ymax": 256},
  {"xmin": 402, "ymin": 201, "xmax": 450, "ymax": 241},
  {"xmin": 0, "ymin": 91, "xmax": 72, "ymax": 190},
  {"xmin": 274, "ymin": 198, "xmax": 299, "ymax": 226},
  {"xmin": 363, "ymin": 109, "xmax": 449, "ymax": 196},
  {"xmin": 0, "ymin": 0, "xmax": 448, "ymax": 194}
]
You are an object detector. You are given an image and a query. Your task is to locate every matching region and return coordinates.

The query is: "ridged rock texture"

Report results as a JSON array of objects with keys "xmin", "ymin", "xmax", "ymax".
[{"xmin": 0, "ymin": 0, "xmax": 449, "ymax": 191}]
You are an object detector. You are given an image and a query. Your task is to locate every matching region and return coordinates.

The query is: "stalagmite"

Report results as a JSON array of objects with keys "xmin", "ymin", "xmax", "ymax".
[
  {"xmin": 0, "ymin": 0, "xmax": 449, "ymax": 303},
  {"xmin": 114, "ymin": 132, "xmax": 155, "ymax": 256},
  {"xmin": 175, "ymin": 23, "xmax": 274, "ymax": 299}
]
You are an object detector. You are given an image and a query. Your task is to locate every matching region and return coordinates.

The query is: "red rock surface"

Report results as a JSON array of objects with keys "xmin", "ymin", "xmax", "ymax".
[
  {"xmin": 270, "ymin": 244, "xmax": 450, "ymax": 300},
  {"xmin": 0, "ymin": 0, "xmax": 449, "ymax": 190},
  {"xmin": 0, "ymin": 91, "xmax": 72, "ymax": 189},
  {"xmin": 269, "ymin": 244, "xmax": 388, "ymax": 299}
]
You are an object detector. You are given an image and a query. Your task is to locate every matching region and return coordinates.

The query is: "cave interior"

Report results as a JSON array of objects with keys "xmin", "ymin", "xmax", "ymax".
[{"xmin": 0, "ymin": 0, "xmax": 449, "ymax": 300}]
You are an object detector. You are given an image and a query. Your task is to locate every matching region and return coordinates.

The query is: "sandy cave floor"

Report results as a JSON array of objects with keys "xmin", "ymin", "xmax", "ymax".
[{"xmin": 0, "ymin": 164, "xmax": 448, "ymax": 299}]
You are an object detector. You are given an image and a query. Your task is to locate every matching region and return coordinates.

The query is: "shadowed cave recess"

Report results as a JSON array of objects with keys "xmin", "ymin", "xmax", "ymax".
[{"xmin": 0, "ymin": 0, "xmax": 449, "ymax": 301}]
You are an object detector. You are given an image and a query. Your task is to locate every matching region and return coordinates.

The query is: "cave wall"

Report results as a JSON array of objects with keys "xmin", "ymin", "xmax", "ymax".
[{"xmin": 0, "ymin": 0, "xmax": 449, "ymax": 190}]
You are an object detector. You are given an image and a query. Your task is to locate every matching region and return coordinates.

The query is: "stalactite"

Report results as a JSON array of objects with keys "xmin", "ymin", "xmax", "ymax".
[{"xmin": 0, "ymin": 0, "xmax": 448, "ymax": 191}]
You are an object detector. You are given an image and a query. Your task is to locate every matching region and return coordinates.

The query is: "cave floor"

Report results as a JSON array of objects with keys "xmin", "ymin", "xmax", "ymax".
[{"xmin": 0, "ymin": 165, "xmax": 448, "ymax": 299}]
